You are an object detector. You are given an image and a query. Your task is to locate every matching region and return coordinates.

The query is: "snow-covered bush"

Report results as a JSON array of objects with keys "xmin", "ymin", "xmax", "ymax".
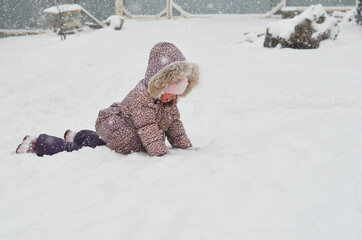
[
  {"xmin": 264, "ymin": 4, "xmax": 340, "ymax": 49},
  {"xmin": 104, "ymin": 15, "xmax": 125, "ymax": 30}
]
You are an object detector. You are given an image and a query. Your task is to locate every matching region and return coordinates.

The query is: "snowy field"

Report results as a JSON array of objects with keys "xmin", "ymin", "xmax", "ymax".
[{"xmin": 1, "ymin": 15, "xmax": 362, "ymax": 240}]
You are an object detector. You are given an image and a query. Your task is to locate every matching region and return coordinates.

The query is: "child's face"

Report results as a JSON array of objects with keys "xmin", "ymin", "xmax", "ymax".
[{"xmin": 160, "ymin": 93, "xmax": 177, "ymax": 103}]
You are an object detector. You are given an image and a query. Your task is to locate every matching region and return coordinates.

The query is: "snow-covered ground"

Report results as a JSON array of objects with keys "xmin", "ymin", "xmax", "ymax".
[{"xmin": 1, "ymin": 15, "xmax": 362, "ymax": 240}]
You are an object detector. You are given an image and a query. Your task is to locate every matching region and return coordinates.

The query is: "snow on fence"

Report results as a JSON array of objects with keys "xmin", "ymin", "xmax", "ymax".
[
  {"xmin": 281, "ymin": 6, "xmax": 354, "ymax": 19},
  {"xmin": 265, "ymin": 0, "xmax": 355, "ymax": 18},
  {"xmin": 114, "ymin": 0, "xmax": 190, "ymax": 19}
]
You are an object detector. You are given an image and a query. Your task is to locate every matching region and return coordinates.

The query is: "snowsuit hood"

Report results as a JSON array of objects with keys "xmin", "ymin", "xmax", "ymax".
[
  {"xmin": 95, "ymin": 42, "xmax": 198, "ymax": 156},
  {"xmin": 145, "ymin": 42, "xmax": 199, "ymax": 99}
]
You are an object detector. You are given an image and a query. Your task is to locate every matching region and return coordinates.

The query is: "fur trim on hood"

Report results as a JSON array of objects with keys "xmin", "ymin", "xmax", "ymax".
[
  {"xmin": 148, "ymin": 61, "xmax": 199, "ymax": 99},
  {"xmin": 144, "ymin": 42, "xmax": 199, "ymax": 99}
]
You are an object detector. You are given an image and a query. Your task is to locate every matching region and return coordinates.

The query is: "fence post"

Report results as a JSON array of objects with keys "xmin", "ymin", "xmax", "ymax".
[
  {"xmin": 157, "ymin": 0, "xmax": 190, "ymax": 19},
  {"xmin": 167, "ymin": 0, "xmax": 171, "ymax": 19},
  {"xmin": 265, "ymin": 0, "xmax": 286, "ymax": 18},
  {"xmin": 115, "ymin": 0, "xmax": 132, "ymax": 18},
  {"xmin": 115, "ymin": 0, "xmax": 120, "ymax": 15}
]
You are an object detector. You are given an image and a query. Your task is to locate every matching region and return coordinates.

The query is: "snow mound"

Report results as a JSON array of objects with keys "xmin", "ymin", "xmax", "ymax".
[
  {"xmin": 265, "ymin": 4, "xmax": 340, "ymax": 49},
  {"xmin": 1, "ymin": 14, "xmax": 362, "ymax": 240},
  {"xmin": 105, "ymin": 15, "xmax": 125, "ymax": 30}
]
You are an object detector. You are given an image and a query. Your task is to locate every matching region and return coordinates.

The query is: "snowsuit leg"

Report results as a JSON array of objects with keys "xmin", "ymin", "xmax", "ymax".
[
  {"xmin": 34, "ymin": 130, "xmax": 106, "ymax": 157},
  {"xmin": 34, "ymin": 134, "xmax": 80, "ymax": 156}
]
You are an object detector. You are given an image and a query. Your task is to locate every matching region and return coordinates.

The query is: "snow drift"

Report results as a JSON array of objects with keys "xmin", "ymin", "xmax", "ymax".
[{"xmin": 1, "ymin": 15, "xmax": 362, "ymax": 240}]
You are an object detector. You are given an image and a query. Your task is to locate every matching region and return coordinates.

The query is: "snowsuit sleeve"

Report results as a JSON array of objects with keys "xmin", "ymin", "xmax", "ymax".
[
  {"xmin": 166, "ymin": 106, "xmax": 192, "ymax": 149},
  {"xmin": 131, "ymin": 96, "xmax": 168, "ymax": 157}
]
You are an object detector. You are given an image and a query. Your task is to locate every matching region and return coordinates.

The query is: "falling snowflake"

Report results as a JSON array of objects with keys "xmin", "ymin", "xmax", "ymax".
[
  {"xmin": 161, "ymin": 56, "xmax": 169, "ymax": 65},
  {"xmin": 45, "ymin": 136, "xmax": 55, "ymax": 144}
]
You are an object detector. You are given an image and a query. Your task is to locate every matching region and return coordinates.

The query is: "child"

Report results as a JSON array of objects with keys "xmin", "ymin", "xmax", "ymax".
[{"xmin": 16, "ymin": 42, "xmax": 199, "ymax": 157}]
